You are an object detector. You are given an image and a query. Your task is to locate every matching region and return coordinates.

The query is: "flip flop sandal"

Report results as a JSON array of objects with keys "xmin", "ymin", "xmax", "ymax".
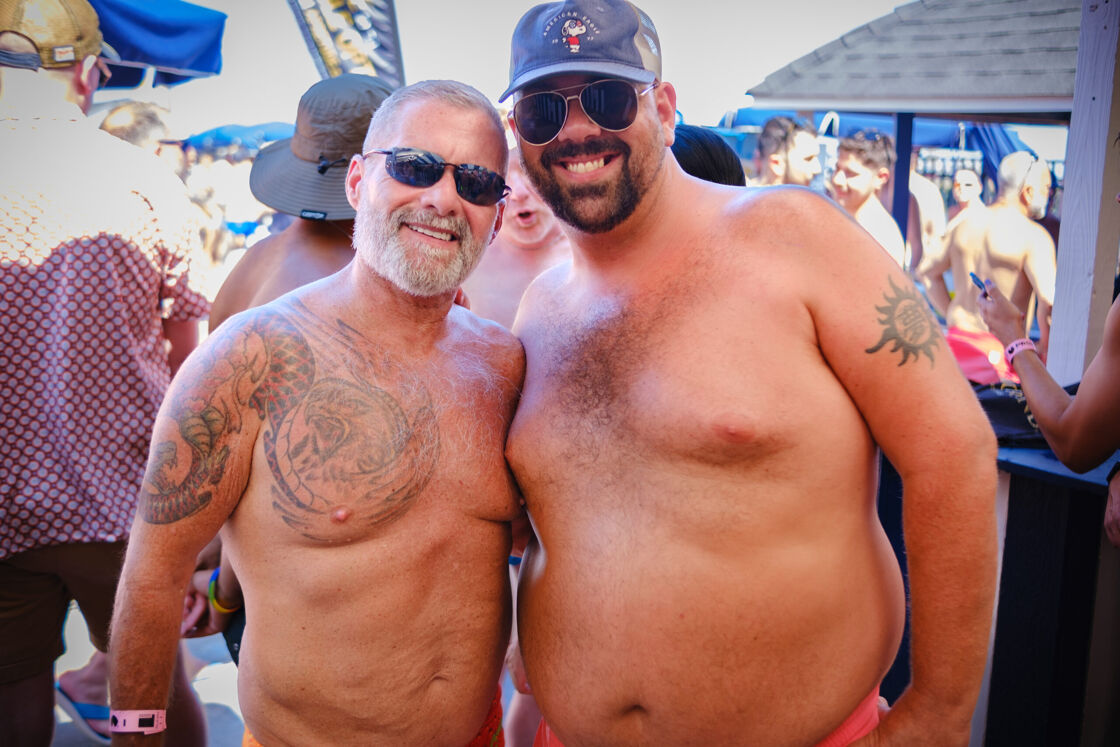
[{"xmin": 54, "ymin": 682, "xmax": 111, "ymax": 745}]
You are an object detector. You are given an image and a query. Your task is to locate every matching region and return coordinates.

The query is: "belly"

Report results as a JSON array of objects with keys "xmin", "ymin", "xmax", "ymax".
[
  {"xmin": 516, "ymin": 496, "xmax": 905, "ymax": 745},
  {"xmin": 226, "ymin": 522, "xmax": 511, "ymax": 745}
]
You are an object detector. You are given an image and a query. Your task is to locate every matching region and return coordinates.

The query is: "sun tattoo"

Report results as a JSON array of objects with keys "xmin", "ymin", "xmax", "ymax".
[{"xmin": 865, "ymin": 275, "xmax": 939, "ymax": 366}]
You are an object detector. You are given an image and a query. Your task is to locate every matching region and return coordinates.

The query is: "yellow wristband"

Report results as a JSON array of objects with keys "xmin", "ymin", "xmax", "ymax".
[{"xmin": 208, "ymin": 567, "xmax": 241, "ymax": 614}]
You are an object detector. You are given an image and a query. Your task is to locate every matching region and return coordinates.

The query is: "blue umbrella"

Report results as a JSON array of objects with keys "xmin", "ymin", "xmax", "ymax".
[
  {"xmin": 180, "ymin": 122, "xmax": 295, "ymax": 152},
  {"xmin": 88, "ymin": 0, "xmax": 226, "ymax": 87}
]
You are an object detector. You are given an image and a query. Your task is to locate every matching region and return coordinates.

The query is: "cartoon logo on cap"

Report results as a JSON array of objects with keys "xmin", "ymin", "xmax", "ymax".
[{"xmin": 560, "ymin": 19, "xmax": 586, "ymax": 53}]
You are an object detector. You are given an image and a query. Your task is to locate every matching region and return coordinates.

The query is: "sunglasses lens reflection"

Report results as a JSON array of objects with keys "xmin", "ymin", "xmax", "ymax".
[
  {"xmin": 382, "ymin": 149, "xmax": 507, "ymax": 206},
  {"xmin": 514, "ymin": 93, "xmax": 568, "ymax": 145},
  {"xmin": 580, "ymin": 80, "xmax": 639, "ymax": 131},
  {"xmin": 514, "ymin": 80, "xmax": 641, "ymax": 146}
]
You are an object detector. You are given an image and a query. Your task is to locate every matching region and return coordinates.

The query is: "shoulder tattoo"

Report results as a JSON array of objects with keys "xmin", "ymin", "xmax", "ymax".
[
  {"xmin": 865, "ymin": 275, "xmax": 940, "ymax": 367},
  {"xmin": 139, "ymin": 312, "xmax": 282, "ymax": 524},
  {"xmin": 140, "ymin": 304, "xmax": 440, "ymax": 534}
]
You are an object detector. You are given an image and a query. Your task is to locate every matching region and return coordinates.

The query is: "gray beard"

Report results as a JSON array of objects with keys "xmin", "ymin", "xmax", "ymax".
[{"xmin": 352, "ymin": 201, "xmax": 487, "ymax": 297}]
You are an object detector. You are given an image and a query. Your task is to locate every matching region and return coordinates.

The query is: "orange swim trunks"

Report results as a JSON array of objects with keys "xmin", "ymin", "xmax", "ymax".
[
  {"xmin": 533, "ymin": 687, "xmax": 880, "ymax": 747},
  {"xmin": 241, "ymin": 687, "xmax": 504, "ymax": 747}
]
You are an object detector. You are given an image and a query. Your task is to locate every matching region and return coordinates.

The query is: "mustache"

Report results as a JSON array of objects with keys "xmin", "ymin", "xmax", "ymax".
[
  {"xmin": 540, "ymin": 135, "xmax": 631, "ymax": 169},
  {"xmin": 391, "ymin": 207, "xmax": 471, "ymax": 240}
]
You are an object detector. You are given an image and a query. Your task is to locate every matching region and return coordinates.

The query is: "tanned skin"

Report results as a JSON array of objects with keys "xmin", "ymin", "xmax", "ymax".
[
  {"xmin": 207, "ymin": 218, "xmax": 356, "ymax": 332},
  {"xmin": 506, "ymin": 72, "xmax": 996, "ymax": 746},
  {"xmin": 110, "ymin": 93, "xmax": 525, "ymax": 746}
]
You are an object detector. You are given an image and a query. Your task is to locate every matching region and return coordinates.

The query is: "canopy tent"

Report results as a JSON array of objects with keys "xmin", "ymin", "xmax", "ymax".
[
  {"xmin": 738, "ymin": 0, "xmax": 1079, "ymax": 249},
  {"xmin": 89, "ymin": 0, "xmax": 226, "ymax": 87}
]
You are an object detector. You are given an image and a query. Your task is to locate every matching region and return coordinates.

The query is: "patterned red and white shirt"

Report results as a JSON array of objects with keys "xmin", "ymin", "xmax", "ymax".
[{"xmin": 0, "ymin": 111, "xmax": 210, "ymax": 559}]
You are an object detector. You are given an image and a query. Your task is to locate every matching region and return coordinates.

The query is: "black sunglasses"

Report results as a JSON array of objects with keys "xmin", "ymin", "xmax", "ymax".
[
  {"xmin": 512, "ymin": 79, "xmax": 657, "ymax": 146},
  {"xmin": 363, "ymin": 147, "xmax": 510, "ymax": 206}
]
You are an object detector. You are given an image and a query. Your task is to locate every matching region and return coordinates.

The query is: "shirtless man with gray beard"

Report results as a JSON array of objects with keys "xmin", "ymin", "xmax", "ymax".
[
  {"xmin": 109, "ymin": 80, "xmax": 523, "ymax": 746},
  {"xmin": 501, "ymin": 1, "xmax": 998, "ymax": 745}
]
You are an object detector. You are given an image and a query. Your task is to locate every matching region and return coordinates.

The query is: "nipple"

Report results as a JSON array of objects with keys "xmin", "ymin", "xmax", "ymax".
[
  {"xmin": 713, "ymin": 414, "xmax": 756, "ymax": 444},
  {"xmin": 330, "ymin": 506, "xmax": 353, "ymax": 524}
]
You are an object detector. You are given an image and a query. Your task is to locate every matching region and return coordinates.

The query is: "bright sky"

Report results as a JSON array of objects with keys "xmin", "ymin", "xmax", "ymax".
[
  {"xmin": 153, "ymin": 0, "xmax": 904, "ymax": 137},
  {"xmin": 395, "ymin": 0, "xmax": 903, "ymax": 126}
]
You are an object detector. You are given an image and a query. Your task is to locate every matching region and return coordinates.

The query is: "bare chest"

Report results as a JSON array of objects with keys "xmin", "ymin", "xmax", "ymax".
[
  {"xmin": 235, "ymin": 308, "xmax": 517, "ymax": 545},
  {"xmin": 508, "ymin": 282, "xmax": 814, "ymax": 483}
]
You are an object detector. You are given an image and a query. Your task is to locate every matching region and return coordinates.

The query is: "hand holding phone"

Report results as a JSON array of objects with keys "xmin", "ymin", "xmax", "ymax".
[{"xmin": 969, "ymin": 272, "xmax": 988, "ymax": 297}]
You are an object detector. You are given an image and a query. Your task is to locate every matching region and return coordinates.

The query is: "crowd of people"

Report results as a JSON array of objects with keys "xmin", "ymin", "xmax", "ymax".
[{"xmin": 1, "ymin": 0, "xmax": 1117, "ymax": 746}]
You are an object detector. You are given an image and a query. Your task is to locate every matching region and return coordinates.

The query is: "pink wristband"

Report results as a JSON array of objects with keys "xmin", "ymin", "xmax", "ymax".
[
  {"xmin": 109, "ymin": 709, "xmax": 167, "ymax": 735},
  {"xmin": 1005, "ymin": 337, "xmax": 1037, "ymax": 366}
]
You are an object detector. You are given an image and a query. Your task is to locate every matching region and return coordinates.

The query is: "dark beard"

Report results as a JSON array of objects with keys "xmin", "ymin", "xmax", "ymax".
[{"xmin": 525, "ymin": 135, "xmax": 643, "ymax": 234}]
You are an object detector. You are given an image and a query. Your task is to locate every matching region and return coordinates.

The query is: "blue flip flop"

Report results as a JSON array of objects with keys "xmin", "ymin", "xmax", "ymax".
[{"xmin": 54, "ymin": 682, "xmax": 111, "ymax": 745}]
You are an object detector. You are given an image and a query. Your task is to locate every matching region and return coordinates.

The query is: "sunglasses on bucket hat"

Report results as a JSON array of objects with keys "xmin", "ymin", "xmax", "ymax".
[
  {"xmin": 363, "ymin": 147, "xmax": 511, "ymax": 206},
  {"xmin": 511, "ymin": 79, "xmax": 658, "ymax": 147}
]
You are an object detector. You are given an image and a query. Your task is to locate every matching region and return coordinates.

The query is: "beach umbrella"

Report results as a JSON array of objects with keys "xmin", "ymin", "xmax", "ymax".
[
  {"xmin": 89, "ymin": 0, "xmax": 226, "ymax": 87},
  {"xmin": 179, "ymin": 122, "xmax": 295, "ymax": 153}
]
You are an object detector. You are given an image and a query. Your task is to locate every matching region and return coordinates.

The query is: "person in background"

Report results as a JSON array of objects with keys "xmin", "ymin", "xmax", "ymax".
[
  {"xmin": 830, "ymin": 129, "xmax": 907, "ymax": 268},
  {"xmin": 461, "ymin": 146, "xmax": 570, "ymax": 328},
  {"xmin": 0, "ymin": 0, "xmax": 209, "ymax": 744},
  {"xmin": 100, "ymin": 99, "xmax": 225, "ymax": 315},
  {"xmin": 500, "ymin": 0, "xmax": 997, "ymax": 743},
  {"xmin": 459, "ymin": 141, "xmax": 569, "ymax": 743},
  {"xmin": 947, "ymin": 167, "xmax": 984, "ymax": 223},
  {"xmin": 99, "ymin": 100, "xmax": 191, "ymax": 182},
  {"xmin": 208, "ymin": 73, "xmax": 394, "ymax": 331},
  {"xmin": 671, "ymin": 123, "xmax": 746, "ymax": 186},
  {"xmin": 907, "ymin": 160, "xmax": 947, "ymax": 273},
  {"xmin": 978, "ymin": 284, "xmax": 1120, "ymax": 545},
  {"xmin": 754, "ymin": 114, "xmax": 820, "ymax": 187},
  {"xmin": 918, "ymin": 151, "xmax": 1056, "ymax": 383},
  {"xmin": 109, "ymin": 79, "xmax": 524, "ymax": 746}
]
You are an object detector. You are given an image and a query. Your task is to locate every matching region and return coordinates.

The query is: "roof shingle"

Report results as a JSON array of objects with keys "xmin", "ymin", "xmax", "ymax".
[{"xmin": 747, "ymin": 0, "xmax": 1080, "ymax": 115}]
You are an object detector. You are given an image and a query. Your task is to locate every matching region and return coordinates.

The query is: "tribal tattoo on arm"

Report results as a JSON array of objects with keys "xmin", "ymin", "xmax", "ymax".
[{"xmin": 865, "ymin": 275, "xmax": 940, "ymax": 367}]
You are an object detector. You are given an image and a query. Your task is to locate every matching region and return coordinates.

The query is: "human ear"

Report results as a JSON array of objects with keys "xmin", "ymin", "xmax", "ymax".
[
  {"xmin": 489, "ymin": 202, "xmax": 505, "ymax": 244},
  {"xmin": 654, "ymin": 81, "xmax": 677, "ymax": 146},
  {"xmin": 345, "ymin": 156, "xmax": 365, "ymax": 210}
]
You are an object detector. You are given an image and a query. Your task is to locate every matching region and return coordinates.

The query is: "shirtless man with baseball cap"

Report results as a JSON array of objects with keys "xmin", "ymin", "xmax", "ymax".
[{"xmin": 500, "ymin": 1, "xmax": 998, "ymax": 744}]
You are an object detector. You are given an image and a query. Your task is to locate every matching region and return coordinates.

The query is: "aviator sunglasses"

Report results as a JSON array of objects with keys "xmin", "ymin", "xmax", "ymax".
[
  {"xmin": 512, "ymin": 79, "xmax": 657, "ymax": 146},
  {"xmin": 363, "ymin": 147, "xmax": 511, "ymax": 206}
]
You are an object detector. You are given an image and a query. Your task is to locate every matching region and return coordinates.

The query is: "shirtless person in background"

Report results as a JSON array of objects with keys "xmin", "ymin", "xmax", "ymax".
[
  {"xmin": 919, "ymin": 151, "xmax": 1056, "ymax": 363},
  {"xmin": 109, "ymin": 80, "xmax": 523, "ymax": 745},
  {"xmin": 500, "ymin": 1, "xmax": 997, "ymax": 744},
  {"xmin": 208, "ymin": 74, "xmax": 393, "ymax": 332},
  {"xmin": 461, "ymin": 148, "xmax": 569, "ymax": 328}
]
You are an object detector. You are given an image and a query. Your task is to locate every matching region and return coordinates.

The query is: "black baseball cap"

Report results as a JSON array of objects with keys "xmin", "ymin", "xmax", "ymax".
[{"xmin": 500, "ymin": 0, "xmax": 661, "ymax": 102}]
